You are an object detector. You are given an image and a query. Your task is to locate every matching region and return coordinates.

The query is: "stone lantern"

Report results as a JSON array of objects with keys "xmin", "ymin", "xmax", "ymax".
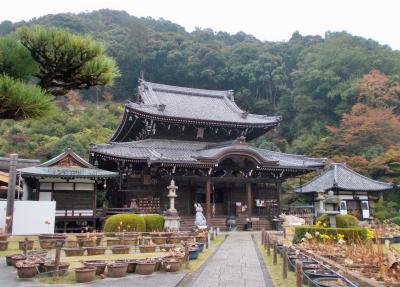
[
  {"xmin": 319, "ymin": 190, "xmax": 340, "ymax": 228},
  {"xmin": 164, "ymin": 179, "xmax": 180, "ymax": 231}
]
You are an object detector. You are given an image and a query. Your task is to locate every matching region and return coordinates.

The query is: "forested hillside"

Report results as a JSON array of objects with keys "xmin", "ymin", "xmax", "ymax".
[{"xmin": 0, "ymin": 9, "xmax": 399, "ymax": 186}]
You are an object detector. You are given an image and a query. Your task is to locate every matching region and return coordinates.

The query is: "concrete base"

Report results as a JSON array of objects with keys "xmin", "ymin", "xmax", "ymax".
[{"xmin": 164, "ymin": 215, "xmax": 181, "ymax": 231}]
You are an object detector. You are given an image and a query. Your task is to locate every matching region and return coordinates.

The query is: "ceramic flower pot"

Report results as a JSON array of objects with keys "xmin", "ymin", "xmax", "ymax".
[
  {"xmin": 111, "ymin": 245, "xmax": 130, "ymax": 254},
  {"xmin": 152, "ymin": 237, "xmax": 167, "ymax": 245},
  {"xmin": 167, "ymin": 237, "xmax": 182, "ymax": 244},
  {"xmin": 78, "ymin": 238, "xmax": 96, "ymax": 248},
  {"xmin": 75, "ymin": 266, "xmax": 96, "ymax": 283},
  {"xmin": 136, "ymin": 261, "xmax": 156, "ymax": 275},
  {"xmin": 16, "ymin": 262, "xmax": 38, "ymax": 279},
  {"xmin": 44, "ymin": 261, "xmax": 70, "ymax": 276},
  {"xmin": 63, "ymin": 248, "xmax": 85, "ymax": 257},
  {"xmin": 0, "ymin": 241, "xmax": 9, "ymax": 251},
  {"xmin": 139, "ymin": 245, "xmax": 156, "ymax": 253},
  {"xmin": 119, "ymin": 238, "xmax": 137, "ymax": 245},
  {"xmin": 115, "ymin": 259, "xmax": 138, "ymax": 273},
  {"xmin": 64, "ymin": 240, "xmax": 78, "ymax": 248},
  {"xmin": 106, "ymin": 238, "xmax": 120, "ymax": 246},
  {"xmin": 164, "ymin": 259, "xmax": 180, "ymax": 272},
  {"xmin": 0, "ymin": 234, "xmax": 8, "ymax": 241},
  {"xmin": 39, "ymin": 240, "xmax": 56, "ymax": 250},
  {"xmin": 82, "ymin": 260, "xmax": 106, "ymax": 275},
  {"xmin": 86, "ymin": 246, "xmax": 107, "ymax": 256},
  {"xmin": 17, "ymin": 240, "xmax": 34, "ymax": 251},
  {"xmin": 195, "ymin": 236, "xmax": 207, "ymax": 243},
  {"xmin": 159, "ymin": 244, "xmax": 176, "ymax": 252},
  {"xmin": 107, "ymin": 262, "xmax": 128, "ymax": 278},
  {"xmin": 11, "ymin": 254, "xmax": 27, "ymax": 267}
]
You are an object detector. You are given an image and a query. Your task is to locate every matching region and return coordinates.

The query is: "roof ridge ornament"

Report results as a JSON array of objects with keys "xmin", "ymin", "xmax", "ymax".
[
  {"xmin": 233, "ymin": 136, "xmax": 246, "ymax": 145},
  {"xmin": 158, "ymin": 104, "xmax": 166, "ymax": 112}
]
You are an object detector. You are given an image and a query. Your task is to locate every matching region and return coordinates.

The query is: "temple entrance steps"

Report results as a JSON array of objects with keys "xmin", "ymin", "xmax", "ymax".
[{"xmin": 179, "ymin": 215, "xmax": 272, "ymax": 231}]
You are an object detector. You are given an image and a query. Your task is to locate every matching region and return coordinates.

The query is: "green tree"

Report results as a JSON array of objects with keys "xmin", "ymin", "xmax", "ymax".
[
  {"xmin": 0, "ymin": 75, "xmax": 53, "ymax": 119},
  {"xmin": 17, "ymin": 25, "xmax": 120, "ymax": 96},
  {"xmin": 0, "ymin": 35, "xmax": 37, "ymax": 79}
]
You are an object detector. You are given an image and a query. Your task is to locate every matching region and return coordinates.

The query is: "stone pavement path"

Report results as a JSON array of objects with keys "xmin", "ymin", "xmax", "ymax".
[
  {"xmin": 183, "ymin": 233, "xmax": 274, "ymax": 287},
  {"xmin": 0, "ymin": 259, "xmax": 186, "ymax": 287}
]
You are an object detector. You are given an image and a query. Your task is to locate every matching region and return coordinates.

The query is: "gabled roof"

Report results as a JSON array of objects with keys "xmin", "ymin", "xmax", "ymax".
[
  {"xmin": 91, "ymin": 138, "xmax": 325, "ymax": 171},
  {"xmin": 18, "ymin": 149, "xmax": 118, "ymax": 179},
  {"xmin": 131, "ymin": 80, "xmax": 281, "ymax": 127},
  {"xmin": 294, "ymin": 163, "xmax": 393, "ymax": 193},
  {"xmin": 0, "ymin": 157, "xmax": 40, "ymax": 172}
]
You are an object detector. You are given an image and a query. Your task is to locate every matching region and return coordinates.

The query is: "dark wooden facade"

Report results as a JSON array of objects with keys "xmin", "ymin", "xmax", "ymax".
[{"xmin": 90, "ymin": 80, "xmax": 325, "ymax": 229}]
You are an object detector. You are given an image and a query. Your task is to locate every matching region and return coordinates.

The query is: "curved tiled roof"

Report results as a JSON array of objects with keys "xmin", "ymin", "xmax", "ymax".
[
  {"xmin": 127, "ymin": 80, "xmax": 281, "ymax": 126},
  {"xmin": 294, "ymin": 163, "xmax": 393, "ymax": 192},
  {"xmin": 18, "ymin": 149, "xmax": 118, "ymax": 179},
  {"xmin": 91, "ymin": 138, "xmax": 325, "ymax": 170}
]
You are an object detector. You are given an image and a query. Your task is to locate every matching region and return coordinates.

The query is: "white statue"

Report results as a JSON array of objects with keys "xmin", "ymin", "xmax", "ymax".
[
  {"xmin": 279, "ymin": 213, "xmax": 305, "ymax": 226},
  {"xmin": 194, "ymin": 203, "xmax": 207, "ymax": 228}
]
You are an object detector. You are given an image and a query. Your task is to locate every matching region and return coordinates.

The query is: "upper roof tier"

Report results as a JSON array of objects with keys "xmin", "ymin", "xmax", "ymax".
[
  {"xmin": 294, "ymin": 163, "xmax": 393, "ymax": 193},
  {"xmin": 110, "ymin": 80, "xmax": 281, "ymax": 142}
]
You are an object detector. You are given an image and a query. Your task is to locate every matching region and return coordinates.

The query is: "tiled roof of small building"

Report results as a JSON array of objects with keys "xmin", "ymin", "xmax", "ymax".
[
  {"xmin": 294, "ymin": 163, "xmax": 393, "ymax": 193},
  {"xmin": 92, "ymin": 138, "xmax": 325, "ymax": 170},
  {"xmin": 18, "ymin": 149, "xmax": 118, "ymax": 179},
  {"xmin": 126, "ymin": 80, "xmax": 281, "ymax": 127}
]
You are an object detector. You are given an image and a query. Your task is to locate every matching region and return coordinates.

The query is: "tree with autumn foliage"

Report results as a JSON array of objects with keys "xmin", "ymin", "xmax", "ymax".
[{"xmin": 327, "ymin": 103, "xmax": 400, "ymax": 157}]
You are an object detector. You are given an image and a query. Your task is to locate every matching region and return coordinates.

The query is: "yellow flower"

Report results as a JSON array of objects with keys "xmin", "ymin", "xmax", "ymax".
[
  {"xmin": 337, "ymin": 233, "xmax": 345, "ymax": 240},
  {"xmin": 316, "ymin": 221, "xmax": 322, "ymax": 227},
  {"xmin": 319, "ymin": 234, "xmax": 331, "ymax": 240},
  {"xmin": 366, "ymin": 229, "xmax": 374, "ymax": 239},
  {"xmin": 323, "ymin": 223, "xmax": 327, "ymax": 227}
]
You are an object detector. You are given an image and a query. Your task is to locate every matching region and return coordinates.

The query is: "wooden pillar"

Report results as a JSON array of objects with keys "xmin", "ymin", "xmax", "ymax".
[
  {"xmin": 246, "ymin": 183, "xmax": 252, "ymax": 217},
  {"xmin": 6, "ymin": 154, "xmax": 18, "ymax": 233},
  {"xmin": 206, "ymin": 179, "xmax": 211, "ymax": 224},
  {"xmin": 276, "ymin": 181, "xmax": 282, "ymax": 215}
]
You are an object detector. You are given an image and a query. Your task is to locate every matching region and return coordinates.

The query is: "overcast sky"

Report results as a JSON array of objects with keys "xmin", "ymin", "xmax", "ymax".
[{"xmin": 1, "ymin": 0, "xmax": 399, "ymax": 49}]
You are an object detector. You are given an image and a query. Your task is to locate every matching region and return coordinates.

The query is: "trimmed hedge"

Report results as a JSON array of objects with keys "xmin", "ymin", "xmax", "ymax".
[
  {"xmin": 293, "ymin": 225, "xmax": 368, "ymax": 244},
  {"xmin": 143, "ymin": 214, "xmax": 165, "ymax": 232},
  {"xmin": 316, "ymin": 214, "xmax": 359, "ymax": 228},
  {"xmin": 103, "ymin": 213, "xmax": 146, "ymax": 233}
]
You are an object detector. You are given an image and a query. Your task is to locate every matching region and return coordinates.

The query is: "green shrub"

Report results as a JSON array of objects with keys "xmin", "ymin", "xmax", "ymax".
[
  {"xmin": 103, "ymin": 213, "xmax": 146, "ymax": 233},
  {"xmin": 293, "ymin": 226, "xmax": 368, "ymax": 244},
  {"xmin": 316, "ymin": 214, "xmax": 359, "ymax": 228},
  {"xmin": 143, "ymin": 214, "xmax": 165, "ymax": 232},
  {"xmin": 391, "ymin": 216, "xmax": 400, "ymax": 225}
]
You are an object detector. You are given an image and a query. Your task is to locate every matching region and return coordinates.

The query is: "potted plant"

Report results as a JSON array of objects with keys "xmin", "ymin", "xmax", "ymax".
[
  {"xmin": 195, "ymin": 243, "xmax": 205, "ymax": 252},
  {"xmin": 195, "ymin": 235, "xmax": 207, "ymax": 243},
  {"xmin": 0, "ymin": 228, "xmax": 8, "ymax": 241},
  {"xmin": 0, "ymin": 240, "xmax": 9, "ymax": 251},
  {"xmin": 63, "ymin": 247, "xmax": 85, "ymax": 257},
  {"xmin": 16, "ymin": 261, "xmax": 38, "ymax": 278},
  {"xmin": 111, "ymin": 245, "xmax": 130, "ymax": 254},
  {"xmin": 106, "ymin": 238, "xmax": 120, "ymax": 246},
  {"xmin": 304, "ymin": 269, "xmax": 338, "ymax": 286},
  {"xmin": 164, "ymin": 258, "xmax": 180, "ymax": 272},
  {"xmin": 78, "ymin": 237, "xmax": 96, "ymax": 248},
  {"xmin": 159, "ymin": 244, "xmax": 176, "ymax": 252},
  {"xmin": 82, "ymin": 260, "xmax": 106, "ymax": 275},
  {"xmin": 152, "ymin": 236, "xmax": 167, "ymax": 245},
  {"xmin": 115, "ymin": 259, "xmax": 139, "ymax": 273},
  {"xmin": 10, "ymin": 254, "xmax": 27, "ymax": 267},
  {"xmin": 64, "ymin": 239, "xmax": 78, "ymax": 248},
  {"xmin": 43, "ymin": 261, "xmax": 70, "ymax": 276},
  {"xmin": 75, "ymin": 266, "xmax": 96, "ymax": 283},
  {"xmin": 139, "ymin": 242, "xmax": 157, "ymax": 253},
  {"xmin": 188, "ymin": 246, "xmax": 199, "ymax": 260},
  {"xmin": 107, "ymin": 262, "xmax": 128, "ymax": 278},
  {"xmin": 86, "ymin": 246, "xmax": 107, "ymax": 256},
  {"xmin": 18, "ymin": 240, "xmax": 34, "ymax": 251},
  {"xmin": 136, "ymin": 258, "xmax": 157, "ymax": 275},
  {"xmin": 312, "ymin": 277, "xmax": 352, "ymax": 287},
  {"xmin": 39, "ymin": 239, "xmax": 56, "ymax": 250},
  {"xmin": 6, "ymin": 254, "xmax": 19, "ymax": 266}
]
